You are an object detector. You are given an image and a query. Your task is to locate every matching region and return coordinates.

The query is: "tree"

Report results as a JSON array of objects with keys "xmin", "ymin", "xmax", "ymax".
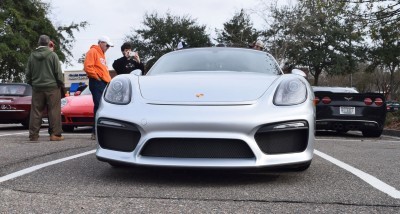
[
  {"xmin": 263, "ymin": 3, "xmax": 303, "ymax": 67},
  {"xmin": 340, "ymin": 0, "xmax": 400, "ymax": 25},
  {"xmin": 266, "ymin": 0, "xmax": 365, "ymax": 85},
  {"xmin": 0, "ymin": 0, "xmax": 87, "ymax": 82},
  {"xmin": 126, "ymin": 12, "xmax": 211, "ymax": 71},
  {"xmin": 366, "ymin": 17, "xmax": 400, "ymax": 99},
  {"xmin": 215, "ymin": 9, "xmax": 260, "ymax": 47}
]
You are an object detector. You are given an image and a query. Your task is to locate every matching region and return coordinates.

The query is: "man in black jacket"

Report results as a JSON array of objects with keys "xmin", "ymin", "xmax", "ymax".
[{"xmin": 112, "ymin": 42, "xmax": 145, "ymax": 75}]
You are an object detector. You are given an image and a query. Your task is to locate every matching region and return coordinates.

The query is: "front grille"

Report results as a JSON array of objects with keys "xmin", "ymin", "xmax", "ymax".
[
  {"xmin": 255, "ymin": 121, "xmax": 309, "ymax": 154},
  {"xmin": 140, "ymin": 138, "xmax": 255, "ymax": 158},
  {"xmin": 71, "ymin": 117, "xmax": 93, "ymax": 123},
  {"xmin": 97, "ymin": 118, "xmax": 141, "ymax": 152}
]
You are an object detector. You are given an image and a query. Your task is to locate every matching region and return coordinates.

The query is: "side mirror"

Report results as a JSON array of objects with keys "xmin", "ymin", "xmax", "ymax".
[
  {"xmin": 131, "ymin": 69, "xmax": 142, "ymax": 76},
  {"xmin": 291, "ymin": 69, "xmax": 306, "ymax": 77},
  {"xmin": 74, "ymin": 91, "xmax": 81, "ymax": 96}
]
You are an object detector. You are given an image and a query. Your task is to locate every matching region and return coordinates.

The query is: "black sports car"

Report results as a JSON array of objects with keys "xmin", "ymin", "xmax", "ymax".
[{"xmin": 313, "ymin": 86, "xmax": 386, "ymax": 137}]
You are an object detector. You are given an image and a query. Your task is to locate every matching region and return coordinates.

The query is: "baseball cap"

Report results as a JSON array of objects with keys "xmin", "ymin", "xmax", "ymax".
[
  {"xmin": 98, "ymin": 35, "xmax": 114, "ymax": 47},
  {"xmin": 255, "ymin": 40, "xmax": 264, "ymax": 49}
]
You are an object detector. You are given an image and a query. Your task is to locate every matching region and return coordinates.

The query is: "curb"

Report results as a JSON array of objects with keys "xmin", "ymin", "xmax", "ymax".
[{"xmin": 383, "ymin": 129, "xmax": 400, "ymax": 137}]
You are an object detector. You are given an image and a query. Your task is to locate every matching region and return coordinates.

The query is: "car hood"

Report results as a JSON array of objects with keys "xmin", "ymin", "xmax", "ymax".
[
  {"xmin": 67, "ymin": 95, "xmax": 93, "ymax": 107},
  {"xmin": 138, "ymin": 72, "xmax": 280, "ymax": 102}
]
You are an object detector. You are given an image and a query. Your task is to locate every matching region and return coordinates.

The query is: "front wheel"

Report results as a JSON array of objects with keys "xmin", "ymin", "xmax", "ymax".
[
  {"xmin": 362, "ymin": 129, "xmax": 383, "ymax": 137},
  {"xmin": 21, "ymin": 119, "xmax": 30, "ymax": 129}
]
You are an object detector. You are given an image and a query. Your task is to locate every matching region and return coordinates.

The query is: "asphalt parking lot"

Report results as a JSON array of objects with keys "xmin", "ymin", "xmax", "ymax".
[{"xmin": 0, "ymin": 124, "xmax": 399, "ymax": 212}]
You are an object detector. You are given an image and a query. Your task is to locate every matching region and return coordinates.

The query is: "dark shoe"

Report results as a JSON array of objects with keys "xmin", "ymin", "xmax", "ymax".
[
  {"xmin": 29, "ymin": 137, "xmax": 39, "ymax": 142},
  {"xmin": 91, "ymin": 133, "xmax": 96, "ymax": 140},
  {"xmin": 50, "ymin": 134, "xmax": 64, "ymax": 141}
]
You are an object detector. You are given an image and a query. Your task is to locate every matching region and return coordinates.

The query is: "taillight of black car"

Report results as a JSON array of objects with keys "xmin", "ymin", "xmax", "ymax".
[
  {"xmin": 374, "ymin": 98, "xmax": 383, "ymax": 106},
  {"xmin": 315, "ymin": 95, "xmax": 384, "ymax": 107},
  {"xmin": 321, "ymin": 96, "xmax": 331, "ymax": 104},
  {"xmin": 364, "ymin": 97, "xmax": 383, "ymax": 106}
]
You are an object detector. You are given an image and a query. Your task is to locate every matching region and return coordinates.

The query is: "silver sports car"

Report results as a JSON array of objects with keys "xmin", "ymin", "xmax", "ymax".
[{"xmin": 96, "ymin": 47, "xmax": 315, "ymax": 171}]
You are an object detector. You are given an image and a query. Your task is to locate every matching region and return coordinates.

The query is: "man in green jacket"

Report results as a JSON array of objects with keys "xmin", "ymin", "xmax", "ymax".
[{"xmin": 25, "ymin": 35, "xmax": 64, "ymax": 141}]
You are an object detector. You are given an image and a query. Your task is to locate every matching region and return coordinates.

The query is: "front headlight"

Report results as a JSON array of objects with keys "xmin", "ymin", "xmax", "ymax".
[
  {"xmin": 61, "ymin": 98, "xmax": 68, "ymax": 108},
  {"xmin": 273, "ymin": 78, "xmax": 307, "ymax": 106},
  {"xmin": 104, "ymin": 77, "xmax": 131, "ymax": 104}
]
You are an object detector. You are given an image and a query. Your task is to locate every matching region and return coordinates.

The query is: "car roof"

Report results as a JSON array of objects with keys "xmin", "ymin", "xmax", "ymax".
[{"xmin": 312, "ymin": 86, "xmax": 359, "ymax": 93}]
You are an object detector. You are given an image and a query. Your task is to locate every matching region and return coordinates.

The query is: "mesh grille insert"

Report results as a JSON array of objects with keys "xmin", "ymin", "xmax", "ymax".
[{"xmin": 141, "ymin": 138, "xmax": 254, "ymax": 158}]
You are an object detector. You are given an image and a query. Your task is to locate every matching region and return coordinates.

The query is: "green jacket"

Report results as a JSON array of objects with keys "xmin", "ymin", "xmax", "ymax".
[{"xmin": 25, "ymin": 46, "xmax": 64, "ymax": 91}]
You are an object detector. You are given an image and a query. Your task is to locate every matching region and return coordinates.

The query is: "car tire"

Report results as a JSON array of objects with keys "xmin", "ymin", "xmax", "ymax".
[
  {"xmin": 21, "ymin": 120, "xmax": 29, "ymax": 129},
  {"xmin": 62, "ymin": 125, "xmax": 74, "ymax": 132},
  {"xmin": 362, "ymin": 129, "xmax": 383, "ymax": 137}
]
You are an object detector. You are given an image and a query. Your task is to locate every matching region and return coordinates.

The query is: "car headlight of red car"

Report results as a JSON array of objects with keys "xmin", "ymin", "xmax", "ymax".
[
  {"xmin": 61, "ymin": 98, "xmax": 68, "ymax": 108},
  {"xmin": 104, "ymin": 76, "xmax": 131, "ymax": 105},
  {"xmin": 273, "ymin": 78, "xmax": 307, "ymax": 106}
]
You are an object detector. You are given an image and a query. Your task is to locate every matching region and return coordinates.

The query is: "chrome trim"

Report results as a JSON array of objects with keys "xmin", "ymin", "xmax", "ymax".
[
  {"xmin": 99, "ymin": 120, "xmax": 125, "ymax": 127},
  {"xmin": 274, "ymin": 122, "xmax": 306, "ymax": 129}
]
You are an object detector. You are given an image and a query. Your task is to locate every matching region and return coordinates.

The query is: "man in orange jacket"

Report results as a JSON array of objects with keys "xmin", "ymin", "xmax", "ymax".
[{"xmin": 83, "ymin": 36, "xmax": 113, "ymax": 140}]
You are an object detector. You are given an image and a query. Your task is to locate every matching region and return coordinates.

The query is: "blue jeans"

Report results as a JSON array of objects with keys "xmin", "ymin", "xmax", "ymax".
[{"xmin": 89, "ymin": 78, "xmax": 107, "ymax": 133}]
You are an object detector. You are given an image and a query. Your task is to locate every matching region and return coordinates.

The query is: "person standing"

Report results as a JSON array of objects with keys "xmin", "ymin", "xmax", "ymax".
[
  {"xmin": 83, "ymin": 36, "xmax": 113, "ymax": 140},
  {"xmin": 25, "ymin": 35, "xmax": 64, "ymax": 141},
  {"xmin": 112, "ymin": 42, "xmax": 144, "ymax": 75}
]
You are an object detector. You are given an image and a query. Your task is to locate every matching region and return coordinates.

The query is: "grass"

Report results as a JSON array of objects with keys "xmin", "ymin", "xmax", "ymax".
[{"xmin": 385, "ymin": 111, "xmax": 400, "ymax": 130}]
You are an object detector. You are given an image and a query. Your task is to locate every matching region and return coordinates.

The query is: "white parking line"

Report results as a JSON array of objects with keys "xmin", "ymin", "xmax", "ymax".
[
  {"xmin": 0, "ymin": 132, "xmax": 32, "ymax": 137},
  {"xmin": 0, "ymin": 150, "xmax": 95, "ymax": 183},
  {"xmin": 315, "ymin": 150, "xmax": 400, "ymax": 199}
]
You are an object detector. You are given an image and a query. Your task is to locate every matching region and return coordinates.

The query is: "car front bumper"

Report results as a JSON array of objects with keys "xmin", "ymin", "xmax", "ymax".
[{"xmin": 95, "ymin": 101, "xmax": 315, "ymax": 168}]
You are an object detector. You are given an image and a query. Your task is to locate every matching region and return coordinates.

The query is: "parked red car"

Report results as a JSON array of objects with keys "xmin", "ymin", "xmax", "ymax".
[
  {"xmin": 61, "ymin": 87, "xmax": 94, "ymax": 132},
  {"xmin": 0, "ymin": 83, "xmax": 35, "ymax": 127}
]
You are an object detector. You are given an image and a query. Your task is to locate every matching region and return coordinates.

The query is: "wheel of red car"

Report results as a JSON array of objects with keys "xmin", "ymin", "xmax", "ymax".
[
  {"xmin": 362, "ymin": 129, "xmax": 383, "ymax": 138},
  {"xmin": 62, "ymin": 125, "xmax": 74, "ymax": 132},
  {"xmin": 21, "ymin": 120, "xmax": 29, "ymax": 129}
]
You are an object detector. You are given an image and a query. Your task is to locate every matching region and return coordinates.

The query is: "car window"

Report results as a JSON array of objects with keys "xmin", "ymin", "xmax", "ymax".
[
  {"xmin": 80, "ymin": 87, "xmax": 92, "ymax": 95},
  {"xmin": 148, "ymin": 48, "xmax": 282, "ymax": 75},
  {"xmin": 0, "ymin": 85, "xmax": 28, "ymax": 96}
]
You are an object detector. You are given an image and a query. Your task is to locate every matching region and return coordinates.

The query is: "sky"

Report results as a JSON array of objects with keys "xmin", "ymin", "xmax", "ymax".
[{"xmin": 42, "ymin": 0, "xmax": 280, "ymax": 71}]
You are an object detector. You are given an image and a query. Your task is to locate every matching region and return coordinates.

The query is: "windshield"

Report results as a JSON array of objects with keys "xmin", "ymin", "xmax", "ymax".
[{"xmin": 148, "ymin": 48, "xmax": 282, "ymax": 75}]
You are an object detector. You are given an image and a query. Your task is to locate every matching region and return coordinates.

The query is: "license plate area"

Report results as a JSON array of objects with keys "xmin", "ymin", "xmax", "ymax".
[{"xmin": 340, "ymin": 106, "xmax": 355, "ymax": 115}]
